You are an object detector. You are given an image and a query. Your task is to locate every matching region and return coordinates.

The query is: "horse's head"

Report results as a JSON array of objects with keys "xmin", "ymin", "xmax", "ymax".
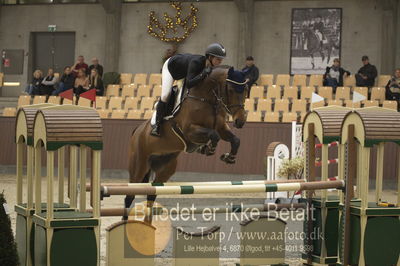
[{"xmin": 208, "ymin": 67, "xmax": 247, "ymax": 128}]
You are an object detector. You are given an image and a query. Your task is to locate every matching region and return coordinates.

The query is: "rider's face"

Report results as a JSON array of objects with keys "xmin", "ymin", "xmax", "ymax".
[{"xmin": 211, "ymin": 57, "xmax": 223, "ymax": 66}]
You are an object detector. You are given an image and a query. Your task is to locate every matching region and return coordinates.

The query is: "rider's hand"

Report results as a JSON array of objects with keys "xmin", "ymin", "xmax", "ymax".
[{"xmin": 203, "ymin": 67, "xmax": 212, "ymax": 77}]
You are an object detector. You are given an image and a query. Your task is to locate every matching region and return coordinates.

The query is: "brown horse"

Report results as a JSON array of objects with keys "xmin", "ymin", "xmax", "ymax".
[{"xmin": 124, "ymin": 66, "xmax": 247, "ymax": 218}]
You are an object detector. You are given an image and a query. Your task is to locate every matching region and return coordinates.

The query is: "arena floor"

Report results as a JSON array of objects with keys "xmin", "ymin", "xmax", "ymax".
[{"xmin": 1, "ymin": 171, "xmax": 398, "ymax": 266}]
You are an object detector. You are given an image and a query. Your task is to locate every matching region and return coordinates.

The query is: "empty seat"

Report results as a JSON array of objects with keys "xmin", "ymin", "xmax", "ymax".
[
  {"xmin": 335, "ymin": 87, "xmax": 350, "ymax": 101},
  {"xmin": 121, "ymin": 84, "xmax": 136, "ymax": 98},
  {"xmin": 143, "ymin": 109, "xmax": 153, "ymax": 119},
  {"xmin": 120, "ymin": 73, "xmax": 133, "ymax": 85},
  {"xmin": 343, "ymin": 75, "xmax": 356, "ymax": 87},
  {"xmin": 127, "ymin": 109, "xmax": 142, "ymax": 119},
  {"xmin": 274, "ymin": 99, "xmax": 289, "ymax": 112},
  {"xmin": 266, "ymin": 85, "xmax": 281, "ymax": 100},
  {"xmin": 309, "ymin": 75, "xmax": 323, "ymax": 87},
  {"xmin": 106, "ymin": 84, "xmax": 120, "ymax": 98},
  {"xmin": 148, "ymin": 74, "xmax": 162, "ymax": 86},
  {"xmin": 259, "ymin": 74, "xmax": 273, "ymax": 87},
  {"xmin": 246, "ymin": 111, "xmax": 262, "ymax": 122},
  {"xmin": 2, "ymin": 107, "xmax": 17, "ymax": 117},
  {"xmin": 133, "ymin": 73, "xmax": 148, "ymax": 85},
  {"xmin": 257, "ymin": 99, "xmax": 272, "ymax": 112},
  {"xmin": 152, "ymin": 85, "xmax": 162, "ymax": 98},
  {"xmin": 111, "ymin": 109, "xmax": 126, "ymax": 119},
  {"xmin": 108, "ymin": 97, "xmax": 123, "ymax": 110},
  {"xmin": 370, "ymin": 87, "xmax": 386, "ymax": 103},
  {"xmin": 95, "ymin": 96, "xmax": 107, "ymax": 109},
  {"xmin": 377, "ymin": 75, "xmax": 391, "ymax": 87},
  {"xmin": 282, "ymin": 112, "xmax": 298, "ymax": 123},
  {"xmin": 47, "ymin": 96, "xmax": 61, "ymax": 104},
  {"xmin": 249, "ymin": 86, "xmax": 264, "ymax": 99},
  {"xmin": 18, "ymin": 95, "xmax": 31, "ymax": 107},
  {"xmin": 300, "ymin": 86, "xmax": 315, "ymax": 101},
  {"xmin": 275, "ymin": 74, "xmax": 290, "ymax": 87},
  {"xmin": 33, "ymin": 95, "xmax": 46, "ymax": 104},
  {"xmin": 78, "ymin": 97, "xmax": 92, "ymax": 107},
  {"xmin": 291, "ymin": 99, "xmax": 307, "ymax": 113},
  {"xmin": 282, "ymin": 86, "xmax": 298, "ymax": 100},
  {"xmin": 136, "ymin": 85, "xmax": 151, "ymax": 98},
  {"xmin": 264, "ymin": 112, "xmax": 279, "ymax": 122},
  {"xmin": 352, "ymin": 87, "xmax": 368, "ymax": 102},
  {"xmin": 140, "ymin": 97, "xmax": 155, "ymax": 110},
  {"xmin": 327, "ymin": 100, "xmax": 342, "ymax": 106},
  {"xmin": 363, "ymin": 100, "xmax": 379, "ymax": 107},
  {"xmin": 97, "ymin": 109, "xmax": 110, "ymax": 119},
  {"xmin": 318, "ymin": 86, "xmax": 333, "ymax": 100},
  {"xmin": 244, "ymin": 98, "xmax": 255, "ymax": 111},
  {"xmin": 311, "ymin": 101, "xmax": 325, "ymax": 109},
  {"xmin": 344, "ymin": 100, "xmax": 361, "ymax": 108},
  {"xmin": 124, "ymin": 97, "xmax": 139, "ymax": 110},
  {"xmin": 382, "ymin": 100, "xmax": 398, "ymax": 110},
  {"xmin": 292, "ymin": 75, "xmax": 307, "ymax": 87}
]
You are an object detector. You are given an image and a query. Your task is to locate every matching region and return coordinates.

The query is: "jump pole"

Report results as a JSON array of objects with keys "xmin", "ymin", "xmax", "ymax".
[{"xmin": 101, "ymin": 180, "xmax": 344, "ymax": 196}]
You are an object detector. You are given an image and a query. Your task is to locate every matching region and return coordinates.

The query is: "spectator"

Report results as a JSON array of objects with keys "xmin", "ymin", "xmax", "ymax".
[
  {"xmin": 40, "ymin": 68, "xmax": 57, "ymax": 95},
  {"xmin": 242, "ymin": 56, "xmax": 259, "ymax": 97},
  {"xmin": 323, "ymin": 58, "xmax": 350, "ymax": 92},
  {"xmin": 24, "ymin": 70, "xmax": 43, "ymax": 95},
  {"xmin": 73, "ymin": 68, "xmax": 89, "ymax": 96},
  {"xmin": 88, "ymin": 57, "xmax": 103, "ymax": 77},
  {"xmin": 53, "ymin": 66, "xmax": 75, "ymax": 95},
  {"xmin": 89, "ymin": 68, "xmax": 104, "ymax": 96},
  {"xmin": 71, "ymin": 55, "xmax": 89, "ymax": 77},
  {"xmin": 385, "ymin": 68, "xmax": 400, "ymax": 104},
  {"xmin": 355, "ymin": 55, "xmax": 377, "ymax": 87}
]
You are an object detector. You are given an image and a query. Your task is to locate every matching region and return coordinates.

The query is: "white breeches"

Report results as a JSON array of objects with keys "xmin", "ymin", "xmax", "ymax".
[{"xmin": 161, "ymin": 58, "xmax": 174, "ymax": 103}]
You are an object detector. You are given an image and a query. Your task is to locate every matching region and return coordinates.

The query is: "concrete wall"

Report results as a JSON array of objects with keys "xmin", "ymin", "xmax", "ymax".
[
  {"xmin": 0, "ymin": 0, "xmax": 398, "ymax": 97},
  {"xmin": 0, "ymin": 4, "xmax": 106, "ymax": 96}
]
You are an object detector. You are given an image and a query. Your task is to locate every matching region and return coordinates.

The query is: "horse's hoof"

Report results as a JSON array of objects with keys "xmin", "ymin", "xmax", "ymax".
[
  {"xmin": 205, "ymin": 146, "xmax": 216, "ymax": 156},
  {"xmin": 197, "ymin": 145, "xmax": 207, "ymax": 154},
  {"xmin": 220, "ymin": 153, "xmax": 236, "ymax": 164}
]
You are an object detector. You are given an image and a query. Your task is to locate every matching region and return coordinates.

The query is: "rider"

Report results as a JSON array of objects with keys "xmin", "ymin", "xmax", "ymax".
[{"xmin": 150, "ymin": 43, "xmax": 226, "ymax": 137}]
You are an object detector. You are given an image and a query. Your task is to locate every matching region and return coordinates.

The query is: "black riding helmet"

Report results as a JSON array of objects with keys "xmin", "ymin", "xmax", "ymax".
[{"xmin": 205, "ymin": 43, "xmax": 226, "ymax": 59}]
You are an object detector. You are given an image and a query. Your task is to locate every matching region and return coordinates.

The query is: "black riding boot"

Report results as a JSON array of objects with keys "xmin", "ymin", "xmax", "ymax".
[{"xmin": 150, "ymin": 101, "xmax": 167, "ymax": 137}]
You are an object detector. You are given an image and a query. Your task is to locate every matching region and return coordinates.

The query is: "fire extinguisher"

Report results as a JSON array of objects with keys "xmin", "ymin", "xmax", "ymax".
[{"xmin": 2, "ymin": 51, "xmax": 10, "ymax": 68}]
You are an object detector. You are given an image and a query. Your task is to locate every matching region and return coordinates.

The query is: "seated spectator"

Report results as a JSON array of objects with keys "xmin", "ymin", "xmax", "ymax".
[
  {"xmin": 73, "ymin": 68, "xmax": 89, "ymax": 96},
  {"xmin": 24, "ymin": 70, "xmax": 43, "ymax": 95},
  {"xmin": 323, "ymin": 58, "xmax": 350, "ymax": 92},
  {"xmin": 242, "ymin": 56, "xmax": 259, "ymax": 97},
  {"xmin": 71, "ymin": 55, "xmax": 88, "ymax": 77},
  {"xmin": 88, "ymin": 57, "xmax": 103, "ymax": 77},
  {"xmin": 40, "ymin": 68, "xmax": 57, "ymax": 95},
  {"xmin": 355, "ymin": 55, "xmax": 377, "ymax": 87},
  {"xmin": 385, "ymin": 68, "xmax": 400, "ymax": 103},
  {"xmin": 89, "ymin": 68, "xmax": 104, "ymax": 96},
  {"xmin": 53, "ymin": 66, "xmax": 75, "ymax": 95}
]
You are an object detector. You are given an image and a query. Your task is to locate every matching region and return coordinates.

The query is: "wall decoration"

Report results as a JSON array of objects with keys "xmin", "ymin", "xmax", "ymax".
[
  {"xmin": 147, "ymin": 1, "xmax": 198, "ymax": 44},
  {"xmin": 290, "ymin": 8, "xmax": 342, "ymax": 74}
]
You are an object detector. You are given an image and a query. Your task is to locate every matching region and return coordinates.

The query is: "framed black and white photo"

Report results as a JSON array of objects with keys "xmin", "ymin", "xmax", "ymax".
[{"xmin": 290, "ymin": 8, "xmax": 342, "ymax": 75}]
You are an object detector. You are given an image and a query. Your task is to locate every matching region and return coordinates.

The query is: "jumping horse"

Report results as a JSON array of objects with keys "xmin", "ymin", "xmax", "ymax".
[{"xmin": 125, "ymin": 66, "xmax": 248, "ymax": 220}]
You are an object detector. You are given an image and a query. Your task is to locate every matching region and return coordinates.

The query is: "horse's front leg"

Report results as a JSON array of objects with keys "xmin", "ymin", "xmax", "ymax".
[
  {"xmin": 217, "ymin": 123, "xmax": 240, "ymax": 164},
  {"xmin": 186, "ymin": 124, "xmax": 220, "ymax": 156}
]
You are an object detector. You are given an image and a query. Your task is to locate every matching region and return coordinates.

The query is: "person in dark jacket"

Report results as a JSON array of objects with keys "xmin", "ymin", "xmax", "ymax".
[
  {"xmin": 323, "ymin": 58, "xmax": 350, "ymax": 92},
  {"xmin": 150, "ymin": 43, "xmax": 227, "ymax": 137},
  {"xmin": 53, "ymin": 66, "xmax": 75, "ymax": 95},
  {"xmin": 40, "ymin": 68, "xmax": 58, "ymax": 95},
  {"xmin": 24, "ymin": 70, "xmax": 43, "ymax": 95},
  {"xmin": 88, "ymin": 57, "xmax": 103, "ymax": 77},
  {"xmin": 242, "ymin": 56, "xmax": 259, "ymax": 97},
  {"xmin": 385, "ymin": 68, "xmax": 400, "ymax": 106},
  {"xmin": 89, "ymin": 68, "xmax": 104, "ymax": 96},
  {"xmin": 355, "ymin": 56, "xmax": 377, "ymax": 87}
]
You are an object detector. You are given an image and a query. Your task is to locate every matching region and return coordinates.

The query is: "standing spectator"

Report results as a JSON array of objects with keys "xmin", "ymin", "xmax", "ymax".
[
  {"xmin": 88, "ymin": 57, "xmax": 103, "ymax": 77},
  {"xmin": 24, "ymin": 70, "xmax": 43, "ymax": 95},
  {"xmin": 71, "ymin": 55, "xmax": 89, "ymax": 77},
  {"xmin": 40, "ymin": 68, "xmax": 57, "ymax": 95},
  {"xmin": 53, "ymin": 66, "xmax": 75, "ymax": 95},
  {"xmin": 73, "ymin": 68, "xmax": 89, "ymax": 96},
  {"xmin": 355, "ymin": 56, "xmax": 377, "ymax": 87},
  {"xmin": 323, "ymin": 58, "xmax": 350, "ymax": 92},
  {"xmin": 385, "ymin": 68, "xmax": 400, "ymax": 105},
  {"xmin": 89, "ymin": 68, "xmax": 104, "ymax": 96},
  {"xmin": 242, "ymin": 56, "xmax": 259, "ymax": 97}
]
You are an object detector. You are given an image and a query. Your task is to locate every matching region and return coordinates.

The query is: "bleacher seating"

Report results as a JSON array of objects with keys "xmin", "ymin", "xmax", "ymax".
[
  {"xmin": 111, "ymin": 109, "xmax": 126, "ymax": 119},
  {"xmin": 120, "ymin": 73, "xmax": 133, "ymax": 85},
  {"xmin": 266, "ymin": 85, "xmax": 281, "ymax": 100},
  {"xmin": 133, "ymin": 73, "xmax": 148, "ymax": 85},
  {"xmin": 377, "ymin": 75, "xmax": 391, "ymax": 87},
  {"xmin": 282, "ymin": 86, "xmax": 298, "ymax": 100},
  {"xmin": 249, "ymin": 86, "xmax": 264, "ymax": 99},
  {"xmin": 382, "ymin": 100, "xmax": 398, "ymax": 111},
  {"xmin": 370, "ymin": 87, "xmax": 385, "ymax": 103},
  {"xmin": 292, "ymin": 75, "xmax": 307, "ymax": 87},
  {"xmin": 257, "ymin": 99, "xmax": 272, "ymax": 112},
  {"xmin": 309, "ymin": 75, "xmax": 323, "ymax": 87},
  {"xmin": 259, "ymin": 74, "xmax": 273, "ymax": 87},
  {"xmin": 2, "ymin": 107, "xmax": 16, "ymax": 117},
  {"xmin": 106, "ymin": 84, "xmax": 120, "ymax": 98},
  {"xmin": 121, "ymin": 84, "xmax": 136, "ymax": 98},
  {"xmin": 246, "ymin": 111, "xmax": 262, "ymax": 122},
  {"xmin": 18, "ymin": 95, "xmax": 31, "ymax": 107},
  {"xmin": 275, "ymin": 74, "xmax": 290, "ymax": 87}
]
